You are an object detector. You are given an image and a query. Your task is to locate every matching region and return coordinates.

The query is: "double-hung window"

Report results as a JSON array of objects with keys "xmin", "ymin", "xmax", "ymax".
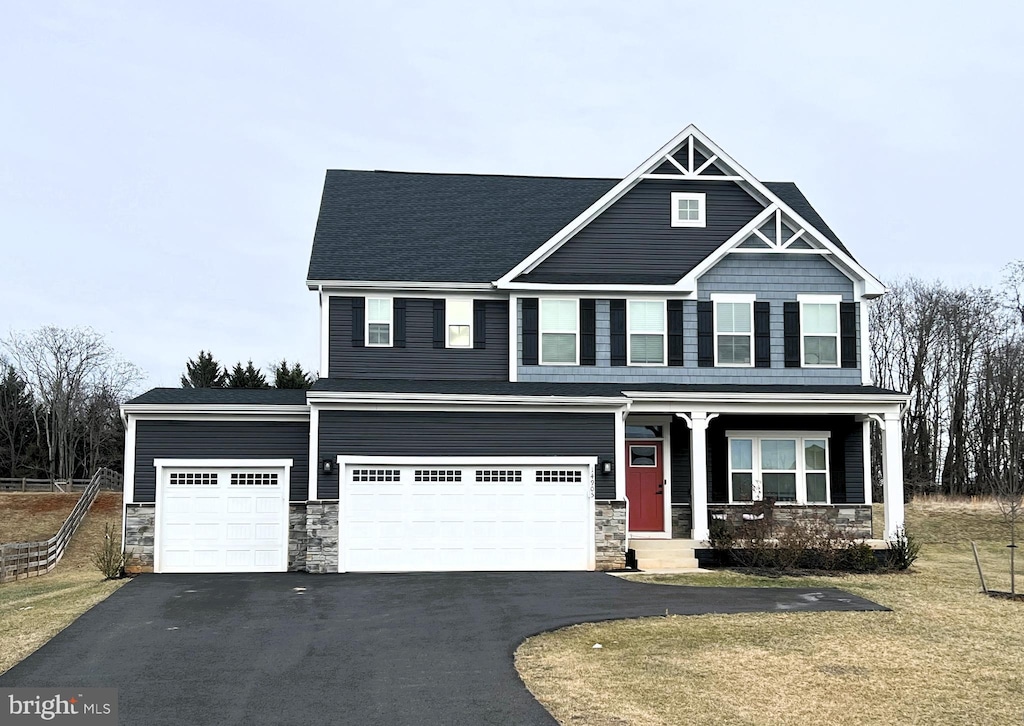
[
  {"xmin": 539, "ymin": 299, "xmax": 578, "ymax": 364},
  {"xmin": 446, "ymin": 299, "xmax": 473, "ymax": 348},
  {"xmin": 712, "ymin": 294, "xmax": 754, "ymax": 366},
  {"xmin": 366, "ymin": 297, "xmax": 392, "ymax": 347},
  {"xmin": 799, "ymin": 295, "xmax": 840, "ymax": 367},
  {"xmin": 727, "ymin": 432, "xmax": 830, "ymax": 504},
  {"xmin": 628, "ymin": 300, "xmax": 666, "ymax": 365}
]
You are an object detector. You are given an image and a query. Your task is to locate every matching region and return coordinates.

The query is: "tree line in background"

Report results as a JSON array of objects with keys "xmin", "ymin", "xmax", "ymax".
[
  {"xmin": 0, "ymin": 327, "xmax": 141, "ymax": 480},
  {"xmin": 870, "ymin": 261, "xmax": 1024, "ymax": 499},
  {"xmin": 179, "ymin": 351, "xmax": 313, "ymax": 389}
]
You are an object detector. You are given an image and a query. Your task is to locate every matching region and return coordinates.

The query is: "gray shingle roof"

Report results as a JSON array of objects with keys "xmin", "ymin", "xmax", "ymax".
[
  {"xmin": 307, "ymin": 171, "xmax": 853, "ymax": 284},
  {"xmin": 127, "ymin": 388, "xmax": 309, "ymax": 405}
]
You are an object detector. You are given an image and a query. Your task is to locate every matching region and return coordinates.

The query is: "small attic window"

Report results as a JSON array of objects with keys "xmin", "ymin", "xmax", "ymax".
[{"xmin": 670, "ymin": 192, "xmax": 706, "ymax": 228}]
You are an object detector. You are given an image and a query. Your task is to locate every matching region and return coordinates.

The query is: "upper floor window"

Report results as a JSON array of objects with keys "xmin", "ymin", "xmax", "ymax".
[
  {"xmin": 446, "ymin": 299, "xmax": 473, "ymax": 348},
  {"xmin": 799, "ymin": 295, "xmax": 840, "ymax": 367},
  {"xmin": 712, "ymin": 294, "xmax": 754, "ymax": 367},
  {"xmin": 670, "ymin": 192, "xmax": 706, "ymax": 228},
  {"xmin": 540, "ymin": 299, "xmax": 578, "ymax": 365},
  {"xmin": 727, "ymin": 432, "xmax": 830, "ymax": 504},
  {"xmin": 627, "ymin": 300, "xmax": 665, "ymax": 365},
  {"xmin": 366, "ymin": 297, "xmax": 392, "ymax": 347}
]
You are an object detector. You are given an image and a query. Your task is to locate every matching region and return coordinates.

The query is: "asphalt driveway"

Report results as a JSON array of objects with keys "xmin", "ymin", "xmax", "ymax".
[{"xmin": 0, "ymin": 573, "xmax": 885, "ymax": 725}]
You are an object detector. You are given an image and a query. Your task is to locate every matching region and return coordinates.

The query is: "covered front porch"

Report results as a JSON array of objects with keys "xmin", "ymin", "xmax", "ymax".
[{"xmin": 615, "ymin": 388, "xmax": 908, "ymax": 547}]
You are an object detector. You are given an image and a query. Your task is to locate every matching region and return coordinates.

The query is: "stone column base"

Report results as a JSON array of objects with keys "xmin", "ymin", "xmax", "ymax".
[
  {"xmin": 595, "ymin": 501, "xmax": 627, "ymax": 570},
  {"xmin": 124, "ymin": 503, "xmax": 155, "ymax": 573}
]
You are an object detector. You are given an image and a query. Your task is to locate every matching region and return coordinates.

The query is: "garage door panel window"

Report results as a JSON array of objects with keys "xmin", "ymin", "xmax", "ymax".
[
  {"xmin": 413, "ymin": 469, "xmax": 463, "ymax": 483},
  {"xmin": 535, "ymin": 469, "xmax": 583, "ymax": 483},
  {"xmin": 169, "ymin": 472, "xmax": 217, "ymax": 486},
  {"xmin": 475, "ymin": 469, "xmax": 523, "ymax": 483},
  {"xmin": 352, "ymin": 468, "xmax": 401, "ymax": 482},
  {"xmin": 726, "ymin": 433, "xmax": 830, "ymax": 504},
  {"xmin": 230, "ymin": 472, "xmax": 279, "ymax": 486}
]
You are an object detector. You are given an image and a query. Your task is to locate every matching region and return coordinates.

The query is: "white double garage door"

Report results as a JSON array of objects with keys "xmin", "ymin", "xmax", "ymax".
[{"xmin": 156, "ymin": 457, "xmax": 595, "ymax": 573}]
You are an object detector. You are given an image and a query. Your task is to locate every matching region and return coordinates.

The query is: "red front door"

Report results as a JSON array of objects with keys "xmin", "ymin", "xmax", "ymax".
[{"xmin": 626, "ymin": 440, "xmax": 664, "ymax": 531}]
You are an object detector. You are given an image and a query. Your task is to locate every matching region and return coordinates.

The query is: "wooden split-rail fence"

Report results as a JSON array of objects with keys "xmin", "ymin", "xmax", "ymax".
[
  {"xmin": 0, "ymin": 468, "xmax": 124, "ymax": 582},
  {"xmin": 0, "ymin": 477, "xmax": 121, "ymax": 492}
]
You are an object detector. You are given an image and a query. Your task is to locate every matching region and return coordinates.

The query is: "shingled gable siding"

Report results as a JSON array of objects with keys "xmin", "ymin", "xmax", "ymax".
[
  {"xmin": 132, "ymin": 420, "xmax": 310, "ymax": 503},
  {"xmin": 317, "ymin": 410, "xmax": 616, "ymax": 499},
  {"xmin": 517, "ymin": 254, "xmax": 862, "ymax": 385},
  {"xmin": 328, "ymin": 296, "xmax": 508, "ymax": 380},
  {"xmin": 520, "ymin": 180, "xmax": 764, "ymax": 282}
]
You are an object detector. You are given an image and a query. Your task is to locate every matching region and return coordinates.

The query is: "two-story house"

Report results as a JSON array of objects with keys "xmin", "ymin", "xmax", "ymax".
[{"xmin": 120, "ymin": 125, "xmax": 907, "ymax": 574}]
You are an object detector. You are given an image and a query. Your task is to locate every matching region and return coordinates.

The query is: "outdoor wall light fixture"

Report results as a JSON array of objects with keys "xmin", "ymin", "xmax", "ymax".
[
  {"xmin": 600, "ymin": 459, "xmax": 614, "ymax": 475},
  {"xmin": 321, "ymin": 459, "xmax": 334, "ymax": 475}
]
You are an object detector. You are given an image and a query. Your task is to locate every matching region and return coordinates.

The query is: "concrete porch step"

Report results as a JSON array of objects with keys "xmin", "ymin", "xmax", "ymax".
[{"xmin": 630, "ymin": 539, "xmax": 699, "ymax": 570}]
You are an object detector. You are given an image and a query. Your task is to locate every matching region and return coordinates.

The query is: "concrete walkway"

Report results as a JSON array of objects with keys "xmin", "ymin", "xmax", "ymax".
[{"xmin": 0, "ymin": 572, "xmax": 886, "ymax": 725}]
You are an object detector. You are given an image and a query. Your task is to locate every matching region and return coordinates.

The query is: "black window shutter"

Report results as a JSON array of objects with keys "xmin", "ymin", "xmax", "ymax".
[
  {"xmin": 697, "ymin": 301, "xmax": 713, "ymax": 367},
  {"xmin": 840, "ymin": 302, "xmax": 857, "ymax": 368},
  {"xmin": 609, "ymin": 299, "xmax": 626, "ymax": 367},
  {"xmin": 784, "ymin": 302, "xmax": 801, "ymax": 367},
  {"xmin": 393, "ymin": 298, "xmax": 406, "ymax": 348},
  {"xmin": 522, "ymin": 298, "xmax": 538, "ymax": 365},
  {"xmin": 473, "ymin": 300, "xmax": 487, "ymax": 350},
  {"xmin": 351, "ymin": 298, "xmax": 365, "ymax": 348},
  {"xmin": 754, "ymin": 301, "xmax": 770, "ymax": 368},
  {"xmin": 580, "ymin": 299, "xmax": 596, "ymax": 366},
  {"xmin": 432, "ymin": 299, "xmax": 445, "ymax": 349},
  {"xmin": 667, "ymin": 300, "xmax": 684, "ymax": 366}
]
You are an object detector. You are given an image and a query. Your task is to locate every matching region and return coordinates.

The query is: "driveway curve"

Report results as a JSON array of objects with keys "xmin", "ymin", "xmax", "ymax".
[{"xmin": 0, "ymin": 573, "xmax": 885, "ymax": 725}]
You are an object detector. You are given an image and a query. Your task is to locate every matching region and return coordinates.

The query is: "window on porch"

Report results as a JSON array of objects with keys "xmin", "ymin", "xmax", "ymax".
[{"xmin": 727, "ymin": 433, "xmax": 830, "ymax": 504}]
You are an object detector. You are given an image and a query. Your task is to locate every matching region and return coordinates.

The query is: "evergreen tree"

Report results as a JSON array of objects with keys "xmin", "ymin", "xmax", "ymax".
[
  {"xmin": 180, "ymin": 350, "xmax": 226, "ymax": 388},
  {"xmin": 273, "ymin": 359, "xmax": 314, "ymax": 389},
  {"xmin": 0, "ymin": 364, "xmax": 37, "ymax": 477},
  {"xmin": 226, "ymin": 360, "xmax": 269, "ymax": 389}
]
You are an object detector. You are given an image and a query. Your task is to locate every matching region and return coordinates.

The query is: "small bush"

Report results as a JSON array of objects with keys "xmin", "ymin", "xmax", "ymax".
[
  {"xmin": 885, "ymin": 527, "xmax": 920, "ymax": 570},
  {"xmin": 92, "ymin": 521, "xmax": 126, "ymax": 579},
  {"xmin": 707, "ymin": 518, "xmax": 735, "ymax": 550}
]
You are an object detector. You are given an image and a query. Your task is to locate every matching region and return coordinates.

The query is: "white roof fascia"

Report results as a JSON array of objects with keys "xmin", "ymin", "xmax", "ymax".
[
  {"xmin": 305, "ymin": 391, "xmax": 627, "ymax": 407},
  {"xmin": 495, "ymin": 124, "xmax": 704, "ymax": 285},
  {"xmin": 121, "ymin": 404, "xmax": 311, "ymax": 418},
  {"xmin": 307, "ymin": 279, "xmax": 495, "ymax": 291}
]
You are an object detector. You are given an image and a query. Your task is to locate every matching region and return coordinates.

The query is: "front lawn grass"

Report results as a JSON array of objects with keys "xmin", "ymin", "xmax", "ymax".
[
  {"xmin": 516, "ymin": 499, "xmax": 1024, "ymax": 726},
  {"xmin": 0, "ymin": 492, "xmax": 126, "ymax": 675}
]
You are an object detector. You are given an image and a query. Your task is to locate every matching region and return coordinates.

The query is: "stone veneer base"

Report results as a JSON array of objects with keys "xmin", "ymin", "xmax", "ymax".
[
  {"xmin": 124, "ymin": 503, "xmax": 155, "ymax": 574},
  {"xmin": 708, "ymin": 504, "xmax": 873, "ymax": 539},
  {"xmin": 595, "ymin": 501, "xmax": 627, "ymax": 570}
]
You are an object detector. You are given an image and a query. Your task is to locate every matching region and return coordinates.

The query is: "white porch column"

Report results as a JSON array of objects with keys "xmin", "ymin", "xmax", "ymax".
[
  {"xmin": 881, "ymin": 411, "xmax": 905, "ymax": 539},
  {"xmin": 690, "ymin": 411, "xmax": 710, "ymax": 542}
]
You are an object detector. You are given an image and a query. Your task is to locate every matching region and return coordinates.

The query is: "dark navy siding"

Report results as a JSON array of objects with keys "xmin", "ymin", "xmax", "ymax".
[
  {"xmin": 318, "ymin": 411, "xmax": 615, "ymax": 499},
  {"xmin": 704, "ymin": 415, "xmax": 864, "ymax": 504},
  {"xmin": 133, "ymin": 420, "xmax": 310, "ymax": 503},
  {"xmin": 522, "ymin": 180, "xmax": 764, "ymax": 282},
  {"xmin": 329, "ymin": 296, "xmax": 508, "ymax": 380},
  {"xmin": 670, "ymin": 418, "xmax": 692, "ymax": 505}
]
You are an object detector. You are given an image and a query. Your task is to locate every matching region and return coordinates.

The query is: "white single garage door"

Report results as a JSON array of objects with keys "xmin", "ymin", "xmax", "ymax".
[
  {"xmin": 156, "ymin": 462, "xmax": 289, "ymax": 573},
  {"xmin": 340, "ymin": 458, "xmax": 595, "ymax": 572}
]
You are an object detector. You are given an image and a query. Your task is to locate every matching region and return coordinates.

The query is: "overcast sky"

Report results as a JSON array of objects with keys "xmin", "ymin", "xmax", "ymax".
[{"xmin": 2, "ymin": 1, "xmax": 1021, "ymax": 392}]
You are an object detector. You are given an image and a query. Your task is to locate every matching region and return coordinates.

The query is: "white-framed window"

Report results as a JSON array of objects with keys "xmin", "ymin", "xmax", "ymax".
[
  {"xmin": 798, "ymin": 294, "xmax": 840, "ymax": 367},
  {"xmin": 712, "ymin": 293, "xmax": 754, "ymax": 367},
  {"xmin": 539, "ymin": 298, "xmax": 579, "ymax": 365},
  {"xmin": 365, "ymin": 297, "xmax": 392, "ymax": 347},
  {"xmin": 726, "ymin": 432, "xmax": 831, "ymax": 504},
  {"xmin": 627, "ymin": 299, "xmax": 666, "ymax": 365},
  {"xmin": 670, "ymin": 192, "xmax": 707, "ymax": 228},
  {"xmin": 446, "ymin": 299, "xmax": 473, "ymax": 348}
]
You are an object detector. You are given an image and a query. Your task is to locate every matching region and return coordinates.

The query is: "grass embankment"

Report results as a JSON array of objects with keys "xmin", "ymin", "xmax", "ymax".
[
  {"xmin": 0, "ymin": 492, "xmax": 125, "ymax": 675},
  {"xmin": 517, "ymin": 498, "xmax": 1024, "ymax": 726}
]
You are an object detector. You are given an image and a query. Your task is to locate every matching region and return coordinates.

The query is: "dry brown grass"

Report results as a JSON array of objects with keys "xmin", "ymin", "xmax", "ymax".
[
  {"xmin": 0, "ymin": 492, "xmax": 83, "ymax": 542},
  {"xmin": 0, "ymin": 492, "xmax": 125, "ymax": 675},
  {"xmin": 518, "ymin": 502, "xmax": 1024, "ymax": 726}
]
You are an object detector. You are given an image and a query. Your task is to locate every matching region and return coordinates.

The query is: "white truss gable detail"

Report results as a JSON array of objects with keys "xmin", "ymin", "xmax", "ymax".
[
  {"xmin": 728, "ymin": 209, "xmax": 830, "ymax": 255},
  {"xmin": 495, "ymin": 124, "xmax": 886, "ymax": 296}
]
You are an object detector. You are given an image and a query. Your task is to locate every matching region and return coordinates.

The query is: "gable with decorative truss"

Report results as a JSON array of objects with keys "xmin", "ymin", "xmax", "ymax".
[{"xmin": 497, "ymin": 125, "xmax": 884, "ymax": 297}]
